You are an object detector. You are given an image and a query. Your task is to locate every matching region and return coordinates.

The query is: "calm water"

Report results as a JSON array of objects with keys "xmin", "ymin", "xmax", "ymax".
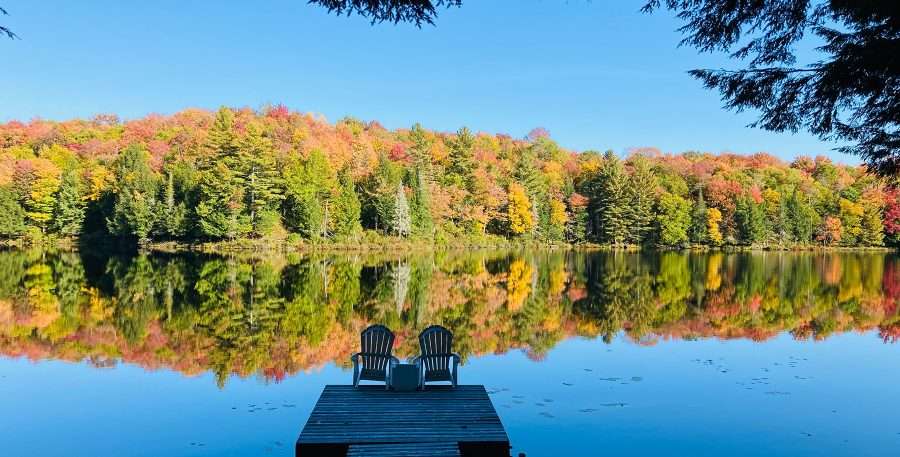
[{"xmin": 1, "ymin": 249, "xmax": 899, "ymax": 456}]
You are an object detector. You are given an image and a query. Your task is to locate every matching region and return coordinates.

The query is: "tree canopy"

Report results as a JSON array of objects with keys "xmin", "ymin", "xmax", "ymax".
[
  {"xmin": 308, "ymin": 0, "xmax": 461, "ymax": 26},
  {"xmin": 0, "ymin": 106, "xmax": 896, "ymax": 249},
  {"xmin": 0, "ymin": 6, "xmax": 14, "ymax": 39},
  {"xmin": 643, "ymin": 0, "xmax": 900, "ymax": 175}
]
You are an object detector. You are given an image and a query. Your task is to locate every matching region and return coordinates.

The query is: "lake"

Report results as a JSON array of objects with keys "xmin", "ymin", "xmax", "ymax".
[{"xmin": 1, "ymin": 248, "xmax": 899, "ymax": 456}]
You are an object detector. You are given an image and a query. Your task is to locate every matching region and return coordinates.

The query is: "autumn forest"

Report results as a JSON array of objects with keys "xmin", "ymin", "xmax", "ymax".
[{"xmin": 0, "ymin": 105, "xmax": 898, "ymax": 249}]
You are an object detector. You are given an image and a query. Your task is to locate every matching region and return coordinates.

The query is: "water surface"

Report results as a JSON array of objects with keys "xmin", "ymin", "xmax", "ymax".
[{"xmin": 1, "ymin": 249, "xmax": 898, "ymax": 456}]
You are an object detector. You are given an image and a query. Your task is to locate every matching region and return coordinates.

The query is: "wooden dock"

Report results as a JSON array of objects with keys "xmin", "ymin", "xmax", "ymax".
[{"xmin": 296, "ymin": 385, "xmax": 511, "ymax": 457}]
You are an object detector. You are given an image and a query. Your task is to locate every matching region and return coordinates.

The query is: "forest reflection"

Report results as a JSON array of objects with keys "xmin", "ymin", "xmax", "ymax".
[{"xmin": 1, "ymin": 248, "xmax": 898, "ymax": 386}]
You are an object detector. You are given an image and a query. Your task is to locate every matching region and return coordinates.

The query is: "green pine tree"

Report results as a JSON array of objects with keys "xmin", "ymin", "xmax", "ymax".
[
  {"xmin": 688, "ymin": 189, "xmax": 708, "ymax": 244},
  {"xmin": 159, "ymin": 171, "xmax": 188, "ymax": 238},
  {"xmin": 512, "ymin": 147, "xmax": 547, "ymax": 238},
  {"xmin": 409, "ymin": 165, "xmax": 433, "ymax": 237},
  {"xmin": 331, "ymin": 168, "xmax": 362, "ymax": 237},
  {"xmin": 408, "ymin": 123, "xmax": 432, "ymax": 171},
  {"xmin": 52, "ymin": 170, "xmax": 86, "ymax": 236},
  {"xmin": 284, "ymin": 149, "xmax": 336, "ymax": 239},
  {"xmin": 592, "ymin": 151, "xmax": 630, "ymax": 245},
  {"xmin": 446, "ymin": 127, "xmax": 475, "ymax": 188},
  {"xmin": 735, "ymin": 197, "xmax": 767, "ymax": 245},
  {"xmin": 0, "ymin": 186, "xmax": 26, "ymax": 238},
  {"xmin": 196, "ymin": 107, "xmax": 250, "ymax": 240},
  {"xmin": 786, "ymin": 191, "xmax": 818, "ymax": 243},
  {"xmin": 627, "ymin": 157, "xmax": 656, "ymax": 244},
  {"xmin": 367, "ymin": 154, "xmax": 402, "ymax": 234},
  {"xmin": 109, "ymin": 145, "xmax": 159, "ymax": 244},
  {"xmin": 240, "ymin": 123, "xmax": 284, "ymax": 237}
]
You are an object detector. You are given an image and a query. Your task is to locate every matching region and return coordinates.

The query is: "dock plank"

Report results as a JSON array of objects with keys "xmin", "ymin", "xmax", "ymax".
[
  {"xmin": 296, "ymin": 385, "xmax": 510, "ymax": 457},
  {"xmin": 347, "ymin": 442, "xmax": 461, "ymax": 457}
]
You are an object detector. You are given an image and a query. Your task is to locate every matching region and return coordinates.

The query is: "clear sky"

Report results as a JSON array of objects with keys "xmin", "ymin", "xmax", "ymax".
[{"xmin": 0, "ymin": 0, "xmax": 854, "ymax": 163}]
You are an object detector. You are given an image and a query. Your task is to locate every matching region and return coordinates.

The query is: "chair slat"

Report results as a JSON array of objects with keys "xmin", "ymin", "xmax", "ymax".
[{"xmin": 355, "ymin": 325, "xmax": 396, "ymax": 385}]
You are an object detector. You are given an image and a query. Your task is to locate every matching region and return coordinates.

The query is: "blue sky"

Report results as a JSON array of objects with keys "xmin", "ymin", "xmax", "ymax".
[{"xmin": 0, "ymin": 0, "xmax": 853, "ymax": 163}]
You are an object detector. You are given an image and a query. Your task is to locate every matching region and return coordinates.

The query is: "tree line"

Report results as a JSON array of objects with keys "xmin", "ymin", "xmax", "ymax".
[{"xmin": 1, "ymin": 106, "xmax": 899, "ymax": 248}]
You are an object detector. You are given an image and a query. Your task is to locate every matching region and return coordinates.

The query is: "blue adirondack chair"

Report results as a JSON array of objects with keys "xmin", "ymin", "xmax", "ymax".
[
  {"xmin": 351, "ymin": 325, "xmax": 399, "ymax": 389},
  {"xmin": 412, "ymin": 325, "xmax": 460, "ymax": 388}
]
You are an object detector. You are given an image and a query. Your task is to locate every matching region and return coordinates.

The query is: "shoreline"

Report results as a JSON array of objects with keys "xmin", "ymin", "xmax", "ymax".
[{"xmin": 2, "ymin": 236, "xmax": 896, "ymax": 254}]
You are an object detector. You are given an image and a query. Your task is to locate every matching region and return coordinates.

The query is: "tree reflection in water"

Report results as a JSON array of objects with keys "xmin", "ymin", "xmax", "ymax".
[{"xmin": 1, "ymin": 248, "xmax": 898, "ymax": 387}]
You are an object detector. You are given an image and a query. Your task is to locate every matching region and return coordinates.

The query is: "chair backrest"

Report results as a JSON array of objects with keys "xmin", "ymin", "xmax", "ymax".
[
  {"xmin": 360, "ymin": 324, "xmax": 395, "ymax": 372},
  {"xmin": 419, "ymin": 325, "xmax": 453, "ymax": 372}
]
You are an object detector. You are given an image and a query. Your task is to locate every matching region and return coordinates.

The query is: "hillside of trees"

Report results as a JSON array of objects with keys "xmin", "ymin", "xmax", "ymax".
[{"xmin": 1, "ymin": 105, "xmax": 898, "ymax": 249}]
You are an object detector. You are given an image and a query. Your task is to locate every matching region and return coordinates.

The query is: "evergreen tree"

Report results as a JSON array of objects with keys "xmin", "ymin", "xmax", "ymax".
[
  {"xmin": 592, "ymin": 151, "xmax": 630, "ymax": 245},
  {"xmin": 0, "ymin": 187, "xmax": 26, "ymax": 238},
  {"xmin": 408, "ymin": 123, "xmax": 432, "ymax": 170},
  {"xmin": 689, "ymin": 189, "xmax": 708, "ymax": 244},
  {"xmin": 392, "ymin": 183, "xmax": 411, "ymax": 237},
  {"xmin": 786, "ymin": 191, "xmax": 818, "ymax": 243},
  {"xmin": 408, "ymin": 165, "xmax": 433, "ymax": 237},
  {"xmin": 331, "ymin": 168, "xmax": 362, "ymax": 237},
  {"xmin": 109, "ymin": 145, "xmax": 159, "ymax": 243},
  {"xmin": 446, "ymin": 127, "xmax": 475, "ymax": 188},
  {"xmin": 52, "ymin": 170, "xmax": 86, "ymax": 236},
  {"xmin": 366, "ymin": 154, "xmax": 402, "ymax": 233},
  {"xmin": 284, "ymin": 149, "xmax": 336, "ymax": 239},
  {"xmin": 240, "ymin": 123, "xmax": 284, "ymax": 236},
  {"xmin": 196, "ymin": 107, "xmax": 250, "ymax": 239},
  {"xmin": 735, "ymin": 197, "xmax": 767, "ymax": 244},
  {"xmin": 159, "ymin": 171, "xmax": 187, "ymax": 238},
  {"xmin": 626, "ymin": 157, "xmax": 656, "ymax": 244}
]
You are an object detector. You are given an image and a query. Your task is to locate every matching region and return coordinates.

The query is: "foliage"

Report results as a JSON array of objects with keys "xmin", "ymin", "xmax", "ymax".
[
  {"xmin": 52, "ymin": 170, "xmax": 86, "ymax": 236},
  {"xmin": 309, "ymin": 0, "xmax": 462, "ymax": 26},
  {"xmin": 392, "ymin": 183, "xmax": 411, "ymax": 237},
  {"xmin": 0, "ymin": 186, "xmax": 26, "ymax": 238},
  {"xmin": 331, "ymin": 168, "xmax": 362, "ymax": 238},
  {"xmin": 109, "ymin": 145, "xmax": 158, "ymax": 243},
  {"xmin": 644, "ymin": 1, "xmax": 900, "ymax": 175},
  {"xmin": 284, "ymin": 149, "xmax": 336, "ymax": 239},
  {"xmin": 0, "ymin": 5, "xmax": 15, "ymax": 39},
  {"xmin": 0, "ymin": 108, "xmax": 894, "ymax": 248},
  {"xmin": 656, "ymin": 192, "xmax": 691, "ymax": 246},
  {"xmin": 507, "ymin": 182, "xmax": 534, "ymax": 236},
  {"xmin": 195, "ymin": 108, "xmax": 250, "ymax": 240},
  {"xmin": 706, "ymin": 207, "xmax": 722, "ymax": 245}
]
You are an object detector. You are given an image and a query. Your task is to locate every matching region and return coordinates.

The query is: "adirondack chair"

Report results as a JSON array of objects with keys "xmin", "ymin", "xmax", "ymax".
[
  {"xmin": 351, "ymin": 325, "xmax": 399, "ymax": 389},
  {"xmin": 412, "ymin": 325, "xmax": 461, "ymax": 388}
]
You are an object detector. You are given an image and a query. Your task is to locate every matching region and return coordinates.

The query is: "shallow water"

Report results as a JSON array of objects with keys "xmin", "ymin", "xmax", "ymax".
[{"xmin": 1, "ymin": 249, "xmax": 898, "ymax": 456}]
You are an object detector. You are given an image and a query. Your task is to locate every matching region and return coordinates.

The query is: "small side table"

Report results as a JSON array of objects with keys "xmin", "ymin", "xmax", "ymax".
[{"xmin": 391, "ymin": 363, "xmax": 419, "ymax": 391}]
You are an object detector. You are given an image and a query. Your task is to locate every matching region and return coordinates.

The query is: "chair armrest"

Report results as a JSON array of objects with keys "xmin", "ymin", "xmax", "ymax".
[
  {"xmin": 451, "ymin": 353, "xmax": 461, "ymax": 363},
  {"xmin": 390, "ymin": 356, "xmax": 400, "ymax": 366},
  {"xmin": 350, "ymin": 352, "xmax": 361, "ymax": 363},
  {"xmin": 408, "ymin": 355, "xmax": 421, "ymax": 364}
]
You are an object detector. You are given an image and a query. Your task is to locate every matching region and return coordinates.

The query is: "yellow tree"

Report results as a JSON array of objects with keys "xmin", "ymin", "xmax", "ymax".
[
  {"xmin": 507, "ymin": 182, "xmax": 534, "ymax": 235},
  {"xmin": 548, "ymin": 198, "xmax": 568, "ymax": 240},
  {"xmin": 706, "ymin": 207, "xmax": 723, "ymax": 245},
  {"xmin": 18, "ymin": 159, "xmax": 62, "ymax": 232}
]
